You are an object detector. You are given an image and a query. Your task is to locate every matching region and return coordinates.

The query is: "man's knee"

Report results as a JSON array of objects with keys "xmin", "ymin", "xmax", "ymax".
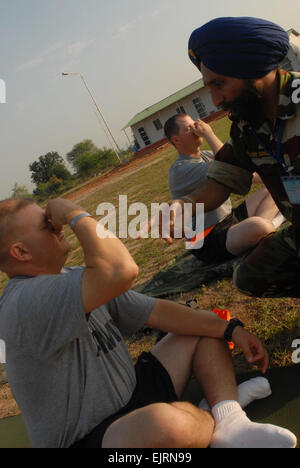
[
  {"xmin": 160, "ymin": 402, "xmax": 213, "ymax": 448},
  {"xmin": 141, "ymin": 403, "xmax": 195, "ymax": 448},
  {"xmin": 249, "ymin": 217, "xmax": 275, "ymax": 240},
  {"xmin": 103, "ymin": 403, "xmax": 180, "ymax": 448},
  {"xmin": 146, "ymin": 402, "xmax": 213, "ymax": 448}
]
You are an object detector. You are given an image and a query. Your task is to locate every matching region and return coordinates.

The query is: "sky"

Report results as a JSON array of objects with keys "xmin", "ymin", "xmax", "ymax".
[{"xmin": 1, "ymin": 0, "xmax": 300, "ymax": 199}]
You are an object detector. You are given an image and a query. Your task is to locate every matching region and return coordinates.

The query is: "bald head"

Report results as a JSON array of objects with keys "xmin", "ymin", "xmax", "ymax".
[
  {"xmin": 0, "ymin": 198, "xmax": 36, "ymax": 268},
  {"xmin": 0, "ymin": 198, "xmax": 71, "ymax": 278}
]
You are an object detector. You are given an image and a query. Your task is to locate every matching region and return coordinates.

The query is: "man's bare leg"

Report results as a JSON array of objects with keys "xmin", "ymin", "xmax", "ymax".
[
  {"xmin": 226, "ymin": 186, "xmax": 283, "ymax": 256},
  {"xmin": 226, "ymin": 216, "xmax": 275, "ymax": 256},
  {"xmin": 102, "ymin": 401, "xmax": 214, "ymax": 448},
  {"xmin": 151, "ymin": 334, "xmax": 296, "ymax": 449},
  {"xmin": 102, "ymin": 333, "xmax": 296, "ymax": 448},
  {"xmin": 103, "ymin": 333, "xmax": 235, "ymax": 448},
  {"xmin": 246, "ymin": 187, "xmax": 279, "ymax": 221}
]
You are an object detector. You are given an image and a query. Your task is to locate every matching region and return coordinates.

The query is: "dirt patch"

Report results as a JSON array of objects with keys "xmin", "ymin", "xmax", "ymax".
[{"xmin": 0, "ymin": 383, "xmax": 21, "ymax": 419}]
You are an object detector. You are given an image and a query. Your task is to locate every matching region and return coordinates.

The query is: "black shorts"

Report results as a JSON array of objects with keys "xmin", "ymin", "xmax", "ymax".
[
  {"xmin": 70, "ymin": 352, "xmax": 178, "ymax": 448},
  {"xmin": 192, "ymin": 201, "xmax": 249, "ymax": 264}
]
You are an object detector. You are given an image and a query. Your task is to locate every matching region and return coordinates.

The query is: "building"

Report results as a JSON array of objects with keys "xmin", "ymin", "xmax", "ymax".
[
  {"xmin": 122, "ymin": 29, "xmax": 300, "ymax": 153},
  {"xmin": 122, "ymin": 78, "xmax": 221, "ymax": 154}
]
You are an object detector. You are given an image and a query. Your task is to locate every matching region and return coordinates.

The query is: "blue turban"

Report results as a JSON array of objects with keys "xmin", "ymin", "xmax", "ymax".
[{"xmin": 188, "ymin": 17, "xmax": 290, "ymax": 79}]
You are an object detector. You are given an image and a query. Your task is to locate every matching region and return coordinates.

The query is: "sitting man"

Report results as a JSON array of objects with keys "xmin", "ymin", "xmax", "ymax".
[
  {"xmin": 166, "ymin": 113, "xmax": 284, "ymax": 262},
  {"xmin": 0, "ymin": 198, "xmax": 297, "ymax": 448}
]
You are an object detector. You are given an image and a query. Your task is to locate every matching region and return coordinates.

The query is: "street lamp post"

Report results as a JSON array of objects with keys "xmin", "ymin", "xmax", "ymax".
[{"xmin": 62, "ymin": 72, "xmax": 121, "ymax": 163}]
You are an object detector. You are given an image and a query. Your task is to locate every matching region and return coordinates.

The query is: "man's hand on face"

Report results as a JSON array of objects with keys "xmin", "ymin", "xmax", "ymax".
[
  {"xmin": 190, "ymin": 119, "xmax": 213, "ymax": 138},
  {"xmin": 45, "ymin": 199, "xmax": 84, "ymax": 232}
]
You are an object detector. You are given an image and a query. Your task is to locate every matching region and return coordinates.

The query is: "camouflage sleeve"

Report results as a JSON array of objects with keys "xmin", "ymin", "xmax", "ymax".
[{"xmin": 207, "ymin": 124, "xmax": 254, "ymax": 195}]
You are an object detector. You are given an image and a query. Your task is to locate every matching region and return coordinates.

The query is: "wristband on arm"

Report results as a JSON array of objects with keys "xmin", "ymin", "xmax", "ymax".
[{"xmin": 70, "ymin": 212, "xmax": 92, "ymax": 229}]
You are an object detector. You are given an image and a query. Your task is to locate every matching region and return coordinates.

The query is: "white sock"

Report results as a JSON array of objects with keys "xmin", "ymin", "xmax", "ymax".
[
  {"xmin": 199, "ymin": 377, "xmax": 272, "ymax": 411},
  {"xmin": 272, "ymin": 212, "xmax": 286, "ymax": 229},
  {"xmin": 210, "ymin": 400, "xmax": 297, "ymax": 448}
]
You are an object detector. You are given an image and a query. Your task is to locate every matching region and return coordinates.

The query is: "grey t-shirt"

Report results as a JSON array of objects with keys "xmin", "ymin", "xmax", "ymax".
[
  {"xmin": 0, "ymin": 267, "xmax": 155, "ymax": 448},
  {"xmin": 169, "ymin": 151, "xmax": 232, "ymax": 230}
]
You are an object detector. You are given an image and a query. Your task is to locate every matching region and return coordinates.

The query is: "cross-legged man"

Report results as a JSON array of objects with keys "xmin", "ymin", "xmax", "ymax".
[
  {"xmin": 165, "ymin": 113, "xmax": 282, "ymax": 262},
  {"xmin": 0, "ymin": 198, "xmax": 296, "ymax": 448}
]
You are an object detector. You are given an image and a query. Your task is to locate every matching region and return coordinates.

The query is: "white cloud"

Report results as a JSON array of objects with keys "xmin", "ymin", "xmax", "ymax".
[
  {"xmin": 118, "ymin": 22, "xmax": 134, "ymax": 33},
  {"xmin": 111, "ymin": 21, "xmax": 136, "ymax": 40},
  {"xmin": 16, "ymin": 41, "xmax": 65, "ymax": 72},
  {"xmin": 16, "ymin": 39, "xmax": 93, "ymax": 72},
  {"xmin": 16, "ymin": 56, "xmax": 44, "ymax": 72},
  {"xmin": 67, "ymin": 39, "xmax": 94, "ymax": 57}
]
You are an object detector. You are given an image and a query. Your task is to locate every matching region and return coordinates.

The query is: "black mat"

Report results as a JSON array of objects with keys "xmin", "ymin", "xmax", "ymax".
[{"xmin": 134, "ymin": 251, "xmax": 240, "ymax": 298}]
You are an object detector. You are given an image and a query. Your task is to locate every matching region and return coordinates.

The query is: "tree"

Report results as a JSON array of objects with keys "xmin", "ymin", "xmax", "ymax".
[
  {"xmin": 66, "ymin": 140, "xmax": 100, "ymax": 169},
  {"xmin": 29, "ymin": 152, "xmax": 72, "ymax": 187},
  {"xmin": 97, "ymin": 148, "xmax": 117, "ymax": 170},
  {"xmin": 34, "ymin": 175, "xmax": 67, "ymax": 199},
  {"xmin": 11, "ymin": 183, "xmax": 32, "ymax": 199},
  {"xmin": 66, "ymin": 140, "xmax": 116, "ymax": 178}
]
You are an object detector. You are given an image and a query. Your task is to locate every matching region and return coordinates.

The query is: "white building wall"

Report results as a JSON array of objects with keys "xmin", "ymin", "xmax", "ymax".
[
  {"xmin": 289, "ymin": 33, "xmax": 300, "ymax": 69},
  {"xmin": 132, "ymin": 87, "xmax": 218, "ymax": 149},
  {"xmin": 281, "ymin": 32, "xmax": 300, "ymax": 71}
]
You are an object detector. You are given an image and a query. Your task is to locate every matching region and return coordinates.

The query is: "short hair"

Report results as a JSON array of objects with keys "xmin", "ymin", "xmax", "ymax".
[
  {"xmin": 0, "ymin": 198, "xmax": 36, "ymax": 268},
  {"xmin": 164, "ymin": 113, "xmax": 189, "ymax": 145}
]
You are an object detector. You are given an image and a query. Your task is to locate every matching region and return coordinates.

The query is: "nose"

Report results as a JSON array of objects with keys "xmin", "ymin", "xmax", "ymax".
[{"xmin": 211, "ymin": 90, "xmax": 225, "ymax": 109}]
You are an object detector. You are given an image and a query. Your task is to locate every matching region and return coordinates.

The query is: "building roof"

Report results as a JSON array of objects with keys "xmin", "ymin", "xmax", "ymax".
[
  {"xmin": 287, "ymin": 28, "xmax": 299, "ymax": 36},
  {"xmin": 122, "ymin": 78, "xmax": 204, "ymax": 130}
]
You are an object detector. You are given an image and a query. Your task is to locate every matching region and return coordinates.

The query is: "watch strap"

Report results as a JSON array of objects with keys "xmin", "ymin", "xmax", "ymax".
[{"xmin": 224, "ymin": 318, "xmax": 244, "ymax": 342}]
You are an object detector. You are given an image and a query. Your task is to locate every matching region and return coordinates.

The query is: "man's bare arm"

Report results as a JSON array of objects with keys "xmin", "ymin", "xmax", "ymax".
[
  {"xmin": 146, "ymin": 299, "xmax": 228, "ymax": 338},
  {"xmin": 46, "ymin": 199, "xmax": 139, "ymax": 314},
  {"xmin": 182, "ymin": 177, "xmax": 231, "ymax": 214},
  {"xmin": 146, "ymin": 299, "xmax": 269, "ymax": 373}
]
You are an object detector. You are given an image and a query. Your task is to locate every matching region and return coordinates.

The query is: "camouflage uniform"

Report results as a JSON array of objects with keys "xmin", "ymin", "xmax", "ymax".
[{"xmin": 207, "ymin": 69, "xmax": 300, "ymax": 297}]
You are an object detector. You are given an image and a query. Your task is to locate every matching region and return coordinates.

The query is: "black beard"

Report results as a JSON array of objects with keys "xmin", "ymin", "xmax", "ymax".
[{"xmin": 221, "ymin": 82, "xmax": 266, "ymax": 126}]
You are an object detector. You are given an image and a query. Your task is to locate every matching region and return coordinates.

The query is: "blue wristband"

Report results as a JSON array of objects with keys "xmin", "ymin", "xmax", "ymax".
[{"xmin": 70, "ymin": 212, "xmax": 91, "ymax": 229}]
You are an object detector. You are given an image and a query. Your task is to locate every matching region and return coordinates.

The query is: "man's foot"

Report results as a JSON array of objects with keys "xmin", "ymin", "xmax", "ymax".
[
  {"xmin": 199, "ymin": 377, "xmax": 272, "ymax": 410},
  {"xmin": 210, "ymin": 401, "xmax": 297, "ymax": 448}
]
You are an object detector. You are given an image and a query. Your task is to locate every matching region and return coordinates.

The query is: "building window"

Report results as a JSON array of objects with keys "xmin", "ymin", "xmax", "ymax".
[
  {"xmin": 138, "ymin": 127, "xmax": 151, "ymax": 146},
  {"xmin": 153, "ymin": 119, "xmax": 163, "ymax": 131},
  {"xmin": 176, "ymin": 106, "xmax": 186, "ymax": 114},
  {"xmin": 192, "ymin": 98, "xmax": 207, "ymax": 119}
]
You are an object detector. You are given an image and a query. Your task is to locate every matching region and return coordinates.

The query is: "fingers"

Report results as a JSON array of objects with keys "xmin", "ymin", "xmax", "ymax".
[
  {"xmin": 245, "ymin": 339, "xmax": 269, "ymax": 374},
  {"xmin": 137, "ymin": 201, "xmax": 184, "ymax": 243},
  {"xmin": 45, "ymin": 204, "xmax": 62, "ymax": 233}
]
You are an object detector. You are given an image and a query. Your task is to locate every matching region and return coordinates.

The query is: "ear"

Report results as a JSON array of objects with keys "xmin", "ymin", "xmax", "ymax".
[
  {"xmin": 9, "ymin": 242, "xmax": 32, "ymax": 263},
  {"xmin": 171, "ymin": 135, "xmax": 179, "ymax": 147}
]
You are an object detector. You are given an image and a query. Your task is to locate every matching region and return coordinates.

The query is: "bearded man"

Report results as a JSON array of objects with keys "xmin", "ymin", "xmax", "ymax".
[{"xmin": 143, "ymin": 17, "xmax": 300, "ymax": 298}]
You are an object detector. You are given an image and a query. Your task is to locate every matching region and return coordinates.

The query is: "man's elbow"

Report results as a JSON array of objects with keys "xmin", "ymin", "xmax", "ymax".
[{"xmin": 119, "ymin": 260, "xmax": 139, "ymax": 288}]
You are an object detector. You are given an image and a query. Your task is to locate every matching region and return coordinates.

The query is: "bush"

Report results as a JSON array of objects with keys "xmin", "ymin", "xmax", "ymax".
[{"xmin": 34, "ymin": 175, "xmax": 75, "ymax": 200}]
